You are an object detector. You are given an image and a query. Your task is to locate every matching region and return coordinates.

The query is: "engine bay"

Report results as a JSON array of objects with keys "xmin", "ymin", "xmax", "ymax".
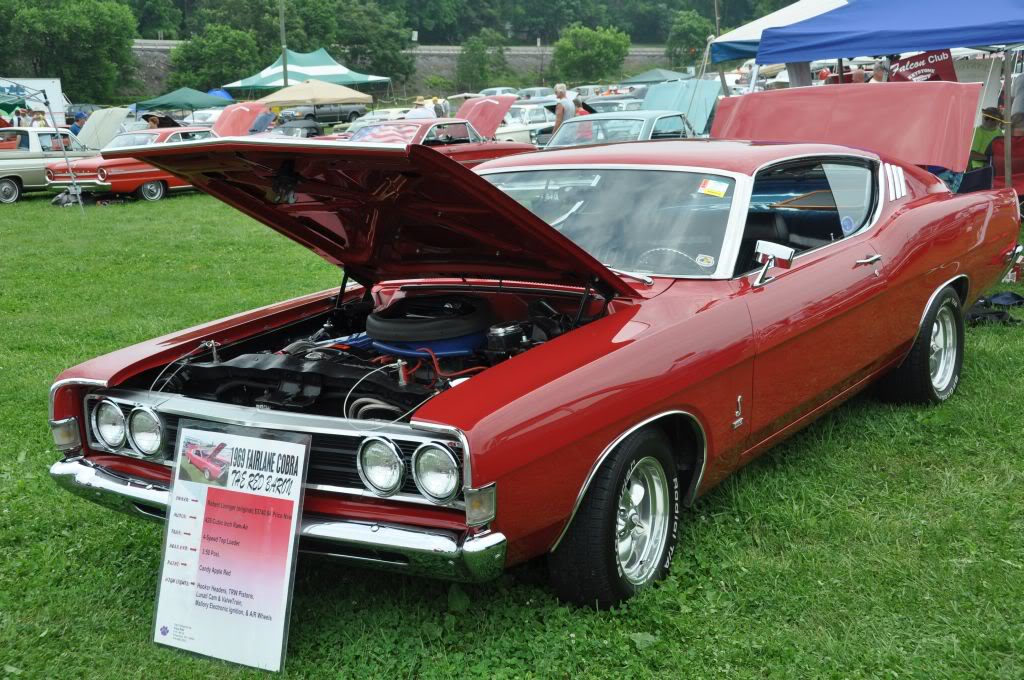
[{"xmin": 155, "ymin": 289, "xmax": 607, "ymax": 421}]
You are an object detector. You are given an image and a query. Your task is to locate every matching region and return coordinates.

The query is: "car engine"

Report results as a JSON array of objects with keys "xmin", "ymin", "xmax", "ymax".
[{"xmin": 159, "ymin": 292, "xmax": 596, "ymax": 421}]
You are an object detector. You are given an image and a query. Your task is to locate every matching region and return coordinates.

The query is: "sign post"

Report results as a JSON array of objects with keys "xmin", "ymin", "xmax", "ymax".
[{"xmin": 154, "ymin": 422, "xmax": 310, "ymax": 672}]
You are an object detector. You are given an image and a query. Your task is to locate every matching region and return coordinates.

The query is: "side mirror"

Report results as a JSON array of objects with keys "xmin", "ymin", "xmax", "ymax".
[{"xmin": 753, "ymin": 240, "xmax": 796, "ymax": 288}]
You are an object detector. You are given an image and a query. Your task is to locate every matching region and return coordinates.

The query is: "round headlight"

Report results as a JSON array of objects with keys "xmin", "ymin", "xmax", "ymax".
[
  {"xmin": 93, "ymin": 399, "xmax": 126, "ymax": 448},
  {"xmin": 412, "ymin": 443, "xmax": 460, "ymax": 504},
  {"xmin": 128, "ymin": 407, "xmax": 163, "ymax": 456},
  {"xmin": 357, "ymin": 438, "xmax": 404, "ymax": 496}
]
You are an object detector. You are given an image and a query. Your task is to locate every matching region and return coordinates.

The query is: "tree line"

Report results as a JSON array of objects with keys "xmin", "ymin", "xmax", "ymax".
[{"xmin": 0, "ymin": 0, "xmax": 788, "ymax": 102}]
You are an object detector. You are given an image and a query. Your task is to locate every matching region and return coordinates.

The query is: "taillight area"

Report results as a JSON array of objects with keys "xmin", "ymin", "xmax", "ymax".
[
  {"xmin": 97, "ymin": 167, "xmax": 108, "ymax": 182},
  {"xmin": 45, "ymin": 168, "xmax": 54, "ymax": 181}
]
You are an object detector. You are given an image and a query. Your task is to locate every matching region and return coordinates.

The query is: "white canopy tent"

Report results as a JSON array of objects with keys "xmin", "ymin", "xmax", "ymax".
[
  {"xmin": 256, "ymin": 80, "xmax": 372, "ymax": 108},
  {"xmin": 711, "ymin": 0, "xmax": 848, "ymax": 64}
]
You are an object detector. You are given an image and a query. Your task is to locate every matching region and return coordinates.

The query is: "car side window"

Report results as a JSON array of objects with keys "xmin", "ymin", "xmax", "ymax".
[
  {"xmin": 734, "ymin": 159, "xmax": 877, "ymax": 276},
  {"xmin": 38, "ymin": 132, "xmax": 83, "ymax": 152},
  {"xmin": 165, "ymin": 133, "xmax": 181, "ymax": 143},
  {"xmin": 0, "ymin": 130, "xmax": 29, "ymax": 150},
  {"xmin": 652, "ymin": 116, "xmax": 685, "ymax": 138}
]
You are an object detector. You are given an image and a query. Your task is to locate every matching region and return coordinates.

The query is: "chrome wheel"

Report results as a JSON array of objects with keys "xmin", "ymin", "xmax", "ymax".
[
  {"xmin": 615, "ymin": 456, "xmax": 670, "ymax": 585},
  {"xmin": 0, "ymin": 178, "xmax": 19, "ymax": 203},
  {"xmin": 929, "ymin": 304, "xmax": 957, "ymax": 392},
  {"xmin": 139, "ymin": 181, "xmax": 164, "ymax": 201}
]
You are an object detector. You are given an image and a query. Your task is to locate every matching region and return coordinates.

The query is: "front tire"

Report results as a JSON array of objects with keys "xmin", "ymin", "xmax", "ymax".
[
  {"xmin": 136, "ymin": 181, "xmax": 166, "ymax": 202},
  {"xmin": 203, "ymin": 469, "xmax": 211, "ymax": 481},
  {"xmin": 878, "ymin": 287, "xmax": 964, "ymax": 403},
  {"xmin": 548, "ymin": 428, "xmax": 680, "ymax": 608},
  {"xmin": 0, "ymin": 177, "xmax": 21, "ymax": 204}
]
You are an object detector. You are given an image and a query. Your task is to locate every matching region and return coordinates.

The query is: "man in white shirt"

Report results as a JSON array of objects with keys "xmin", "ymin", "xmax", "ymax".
[
  {"xmin": 553, "ymin": 83, "xmax": 574, "ymax": 131},
  {"xmin": 406, "ymin": 96, "xmax": 435, "ymax": 120}
]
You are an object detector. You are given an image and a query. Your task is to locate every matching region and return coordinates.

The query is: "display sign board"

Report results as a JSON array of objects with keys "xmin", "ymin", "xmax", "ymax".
[
  {"xmin": 891, "ymin": 50, "xmax": 957, "ymax": 83},
  {"xmin": 154, "ymin": 421, "xmax": 310, "ymax": 672}
]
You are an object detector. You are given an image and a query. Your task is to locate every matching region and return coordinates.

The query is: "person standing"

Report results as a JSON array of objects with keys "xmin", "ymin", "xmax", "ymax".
[
  {"xmin": 553, "ymin": 83, "xmax": 574, "ymax": 132},
  {"xmin": 30, "ymin": 110, "xmax": 47, "ymax": 127},
  {"xmin": 406, "ymin": 97, "xmax": 435, "ymax": 120},
  {"xmin": 969, "ymin": 107, "xmax": 1004, "ymax": 170},
  {"xmin": 868, "ymin": 62, "xmax": 887, "ymax": 83},
  {"xmin": 69, "ymin": 112, "xmax": 87, "ymax": 135},
  {"xmin": 432, "ymin": 97, "xmax": 444, "ymax": 117}
]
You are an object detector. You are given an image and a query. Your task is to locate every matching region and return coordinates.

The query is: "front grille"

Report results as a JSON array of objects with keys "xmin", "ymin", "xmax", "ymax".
[{"xmin": 84, "ymin": 397, "xmax": 462, "ymax": 501}]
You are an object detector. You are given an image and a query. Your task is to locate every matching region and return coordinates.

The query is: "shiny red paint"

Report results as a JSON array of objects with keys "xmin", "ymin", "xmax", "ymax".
[
  {"xmin": 710, "ymin": 81, "xmax": 982, "ymax": 172},
  {"xmin": 453, "ymin": 95, "xmax": 518, "ymax": 138},
  {"xmin": 52, "ymin": 135, "xmax": 1019, "ymax": 571},
  {"xmin": 212, "ymin": 102, "xmax": 270, "ymax": 136}
]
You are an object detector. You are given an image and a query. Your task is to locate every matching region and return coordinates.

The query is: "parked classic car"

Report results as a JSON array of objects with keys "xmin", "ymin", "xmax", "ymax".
[
  {"xmin": 495, "ymin": 103, "xmax": 558, "ymax": 144},
  {"xmin": 585, "ymin": 98, "xmax": 645, "ymax": 114},
  {"xmin": 46, "ymin": 103, "xmax": 268, "ymax": 201},
  {"xmin": 46, "ymin": 127, "xmax": 215, "ymax": 201},
  {"xmin": 280, "ymin": 102, "xmax": 368, "ymax": 124},
  {"xmin": 184, "ymin": 442, "xmax": 230, "ymax": 481},
  {"xmin": 480, "ymin": 86, "xmax": 517, "ymax": 96},
  {"xmin": 545, "ymin": 110, "xmax": 690, "ymax": 149},
  {"xmin": 516, "ymin": 86, "xmax": 555, "ymax": 99},
  {"xmin": 343, "ymin": 95, "xmax": 535, "ymax": 167},
  {"xmin": 0, "ymin": 108, "xmax": 129, "ymax": 203},
  {"xmin": 269, "ymin": 119, "xmax": 324, "ymax": 138},
  {"xmin": 47, "ymin": 83, "xmax": 1021, "ymax": 608}
]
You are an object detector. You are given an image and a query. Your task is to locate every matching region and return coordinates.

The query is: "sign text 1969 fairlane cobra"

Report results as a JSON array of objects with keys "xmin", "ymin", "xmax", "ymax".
[{"xmin": 48, "ymin": 83, "xmax": 1021, "ymax": 608}]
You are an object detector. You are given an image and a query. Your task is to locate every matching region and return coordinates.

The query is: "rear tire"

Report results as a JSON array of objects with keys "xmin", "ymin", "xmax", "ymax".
[
  {"xmin": 203, "ymin": 469, "xmax": 211, "ymax": 481},
  {"xmin": 348, "ymin": 111, "xmax": 359, "ymax": 122},
  {"xmin": 0, "ymin": 177, "xmax": 21, "ymax": 204},
  {"xmin": 136, "ymin": 181, "xmax": 166, "ymax": 202},
  {"xmin": 877, "ymin": 287, "xmax": 964, "ymax": 404},
  {"xmin": 548, "ymin": 428, "xmax": 680, "ymax": 608}
]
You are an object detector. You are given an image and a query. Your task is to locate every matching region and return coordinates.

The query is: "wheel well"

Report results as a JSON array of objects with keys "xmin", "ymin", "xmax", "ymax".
[
  {"xmin": 948, "ymin": 276, "xmax": 969, "ymax": 305},
  {"xmin": 1, "ymin": 175, "xmax": 22, "ymax": 186},
  {"xmin": 648, "ymin": 413, "xmax": 706, "ymax": 506}
]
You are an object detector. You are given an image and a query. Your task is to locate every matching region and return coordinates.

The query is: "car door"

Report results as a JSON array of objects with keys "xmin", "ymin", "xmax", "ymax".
[{"xmin": 738, "ymin": 158, "xmax": 886, "ymax": 453}]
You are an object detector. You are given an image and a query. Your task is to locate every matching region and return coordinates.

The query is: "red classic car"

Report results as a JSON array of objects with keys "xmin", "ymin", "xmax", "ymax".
[
  {"xmin": 45, "ymin": 103, "xmax": 270, "ymax": 201},
  {"xmin": 336, "ymin": 95, "xmax": 535, "ymax": 167},
  {"xmin": 48, "ymin": 83, "xmax": 1021, "ymax": 608},
  {"xmin": 184, "ymin": 441, "xmax": 230, "ymax": 481}
]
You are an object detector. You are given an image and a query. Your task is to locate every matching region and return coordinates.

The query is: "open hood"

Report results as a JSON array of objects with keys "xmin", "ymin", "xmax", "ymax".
[
  {"xmin": 454, "ymin": 95, "xmax": 517, "ymax": 138},
  {"xmin": 102, "ymin": 137, "xmax": 638, "ymax": 298},
  {"xmin": 77, "ymin": 107, "xmax": 129, "ymax": 149},
  {"xmin": 212, "ymin": 102, "xmax": 271, "ymax": 137},
  {"xmin": 711, "ymin": 81, "xmax": 982, "ymax": 172}
]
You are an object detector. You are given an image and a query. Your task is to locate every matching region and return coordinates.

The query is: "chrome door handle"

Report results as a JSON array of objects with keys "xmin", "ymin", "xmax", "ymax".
[{"xmin": 855, "ymin": 254, "xmax": 882, "ymax": 265}]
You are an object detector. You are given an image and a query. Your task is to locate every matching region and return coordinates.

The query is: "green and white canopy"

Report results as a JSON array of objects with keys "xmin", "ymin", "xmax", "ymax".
[{"xmin": 223, "ymin": 48, "xmax": 390, "ymax": 91}]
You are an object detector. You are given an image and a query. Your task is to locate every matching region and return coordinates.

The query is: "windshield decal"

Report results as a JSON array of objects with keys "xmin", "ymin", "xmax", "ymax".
[{"xmin": 698, "ymin": 178, "xmax": 729, "ymax": 198}]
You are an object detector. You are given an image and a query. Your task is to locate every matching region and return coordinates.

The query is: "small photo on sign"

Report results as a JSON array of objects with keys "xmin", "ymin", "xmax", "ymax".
[{"xmin": 178, "ymin": 437, "xmax": 231, "ymax": 487}]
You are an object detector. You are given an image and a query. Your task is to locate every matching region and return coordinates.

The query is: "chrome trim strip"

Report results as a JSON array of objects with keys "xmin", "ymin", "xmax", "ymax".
[
  {"xmin": 885, "ymin": 163, "xmax": 896, "ymax": 201},
  {"xmin": 550, "ymin": 409, "xmax": 708, "ymax": 552},
  {"xmin": 50, "ymin": 458, "xmax": 505, "ymax": 582},
  {"xmin": 49, "ymin": 378, "xmax": 107, "ymax": 419},
  {"xmin": 910, "ymin": 274, "xmax": 971, "ymax": 350}
]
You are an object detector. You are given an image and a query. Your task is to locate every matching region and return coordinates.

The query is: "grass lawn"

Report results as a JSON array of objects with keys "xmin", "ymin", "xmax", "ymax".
[{"xmin": 2, "ymin": 191, "xmax": 1023, "ymax": 678}]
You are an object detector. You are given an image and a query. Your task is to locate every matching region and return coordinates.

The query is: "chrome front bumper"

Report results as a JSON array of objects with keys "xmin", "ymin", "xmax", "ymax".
[{"xmin": 51, "ymin": 458, "xmax": 506, "ymax": 582}]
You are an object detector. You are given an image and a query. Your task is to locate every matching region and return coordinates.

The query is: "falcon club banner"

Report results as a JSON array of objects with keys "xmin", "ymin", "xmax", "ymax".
[{"xmin": 890, "ymin": 50, "xmax": 958, "ymax": 82}]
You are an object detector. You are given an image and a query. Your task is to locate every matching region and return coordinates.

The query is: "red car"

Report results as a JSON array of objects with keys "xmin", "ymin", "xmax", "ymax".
[
  {"xmin": 336, "ymin": 95, "xmax": 535, "ymax": 167},
  {"xmin": 46, "ymin": 103, "xmax": 270, "ymax": 201},
  {"xmin": 48, "ymin": 83, "xmax": 1020, "ymax": 608},
  {"xmin": 184, "ymin": 441, "xmax": 230, "ymax": 481}
]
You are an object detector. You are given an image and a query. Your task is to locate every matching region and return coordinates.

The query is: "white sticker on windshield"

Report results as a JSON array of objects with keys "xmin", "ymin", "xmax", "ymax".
[
  {"xmin": 696, "ymin": 254, "xmax": 715, "ymax": 268},
  {"xmin": 698, "ymin": 179, "xmax": 729, "ymax": 198}
]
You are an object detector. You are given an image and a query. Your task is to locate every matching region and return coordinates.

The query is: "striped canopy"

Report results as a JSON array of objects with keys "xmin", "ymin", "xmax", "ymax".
[{"xmin": 224, "ymin": 48, "xmax": 390, "ymax": 91}]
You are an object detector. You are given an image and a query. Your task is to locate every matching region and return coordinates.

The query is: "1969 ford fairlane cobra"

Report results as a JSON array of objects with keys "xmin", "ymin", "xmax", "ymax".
[{"xmin": 48, "ymin": 83, "xmax": 1021, "ymax": 608}]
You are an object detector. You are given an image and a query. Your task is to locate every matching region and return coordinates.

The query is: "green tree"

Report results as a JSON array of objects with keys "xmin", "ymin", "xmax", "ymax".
[
  {"xmin": 552, "ymin": 24, "xmax": 630, "ymax": 83},
  {"xmin": 334, "ymin": 1, "xmax": 415, "ymax": 84},
  {"xmin": 666, "ymin": 9, "xmax": 715, "ymax": 67},
  {"xmin": 168, "ymin": 24, "xmax": 262, "ymax": 91},
  {"xmin": 130, "ymin": 0, "xmax": 184, "ymax": 39},
  {"xmin": 455, "ymin": 28, "xmax": 509, "ymax": 92},
  {"xmin": 3, "ymin": 0, "xmax": 137, "ymax": 102}
]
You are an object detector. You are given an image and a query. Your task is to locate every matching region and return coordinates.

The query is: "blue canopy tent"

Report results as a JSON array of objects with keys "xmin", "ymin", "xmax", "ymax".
[
  {"xmin": 755, "ymin": 0, "xmax": 1024, "ymax": 188},
  {"xmin": 757, "ymin": 0, "xmax": 1024, "ymax": 64}
]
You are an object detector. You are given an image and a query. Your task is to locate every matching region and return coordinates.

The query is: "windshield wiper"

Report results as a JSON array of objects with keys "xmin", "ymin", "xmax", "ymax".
[{"xmin": 606, "ymin": 267, "xmax": 653, "ymax": 286}]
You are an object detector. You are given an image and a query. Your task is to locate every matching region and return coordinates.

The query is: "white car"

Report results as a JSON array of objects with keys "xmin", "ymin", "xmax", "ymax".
[
  {"xmin": 495, "ymin": 103, "xmax": 558, "ymax": 144},
  {"xmin": 346, "ymin": 108, "xmax": 413, "ymax": 134},
  {"xmin": 182, "ymin": 108, "xmax": 223, "ymax": 127},
  {"xmin": 479, "ymin": 87, "xmax": 517, "ymax": 96}
]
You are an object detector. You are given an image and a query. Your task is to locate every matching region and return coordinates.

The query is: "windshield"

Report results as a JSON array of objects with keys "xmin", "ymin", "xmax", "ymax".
[
  {"xmin": 350, "ymin": 123, "xmax": 419, "ymax": 143},
  {"xmin": 548, "ymin": 118, "xmax": 645, "ymax": 147},
  {"xmin": 104, "ymin": 133, "xmax": 158, "ymax": 149},
  {"xmin": 483, "ymin": 168, "xmax": 735, "ymax": 277}
]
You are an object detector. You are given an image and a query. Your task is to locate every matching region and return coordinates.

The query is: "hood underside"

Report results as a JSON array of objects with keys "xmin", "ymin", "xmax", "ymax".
[{"xmin": 102, "ymin": 137, "xmax": 638, "ymax": 298}]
